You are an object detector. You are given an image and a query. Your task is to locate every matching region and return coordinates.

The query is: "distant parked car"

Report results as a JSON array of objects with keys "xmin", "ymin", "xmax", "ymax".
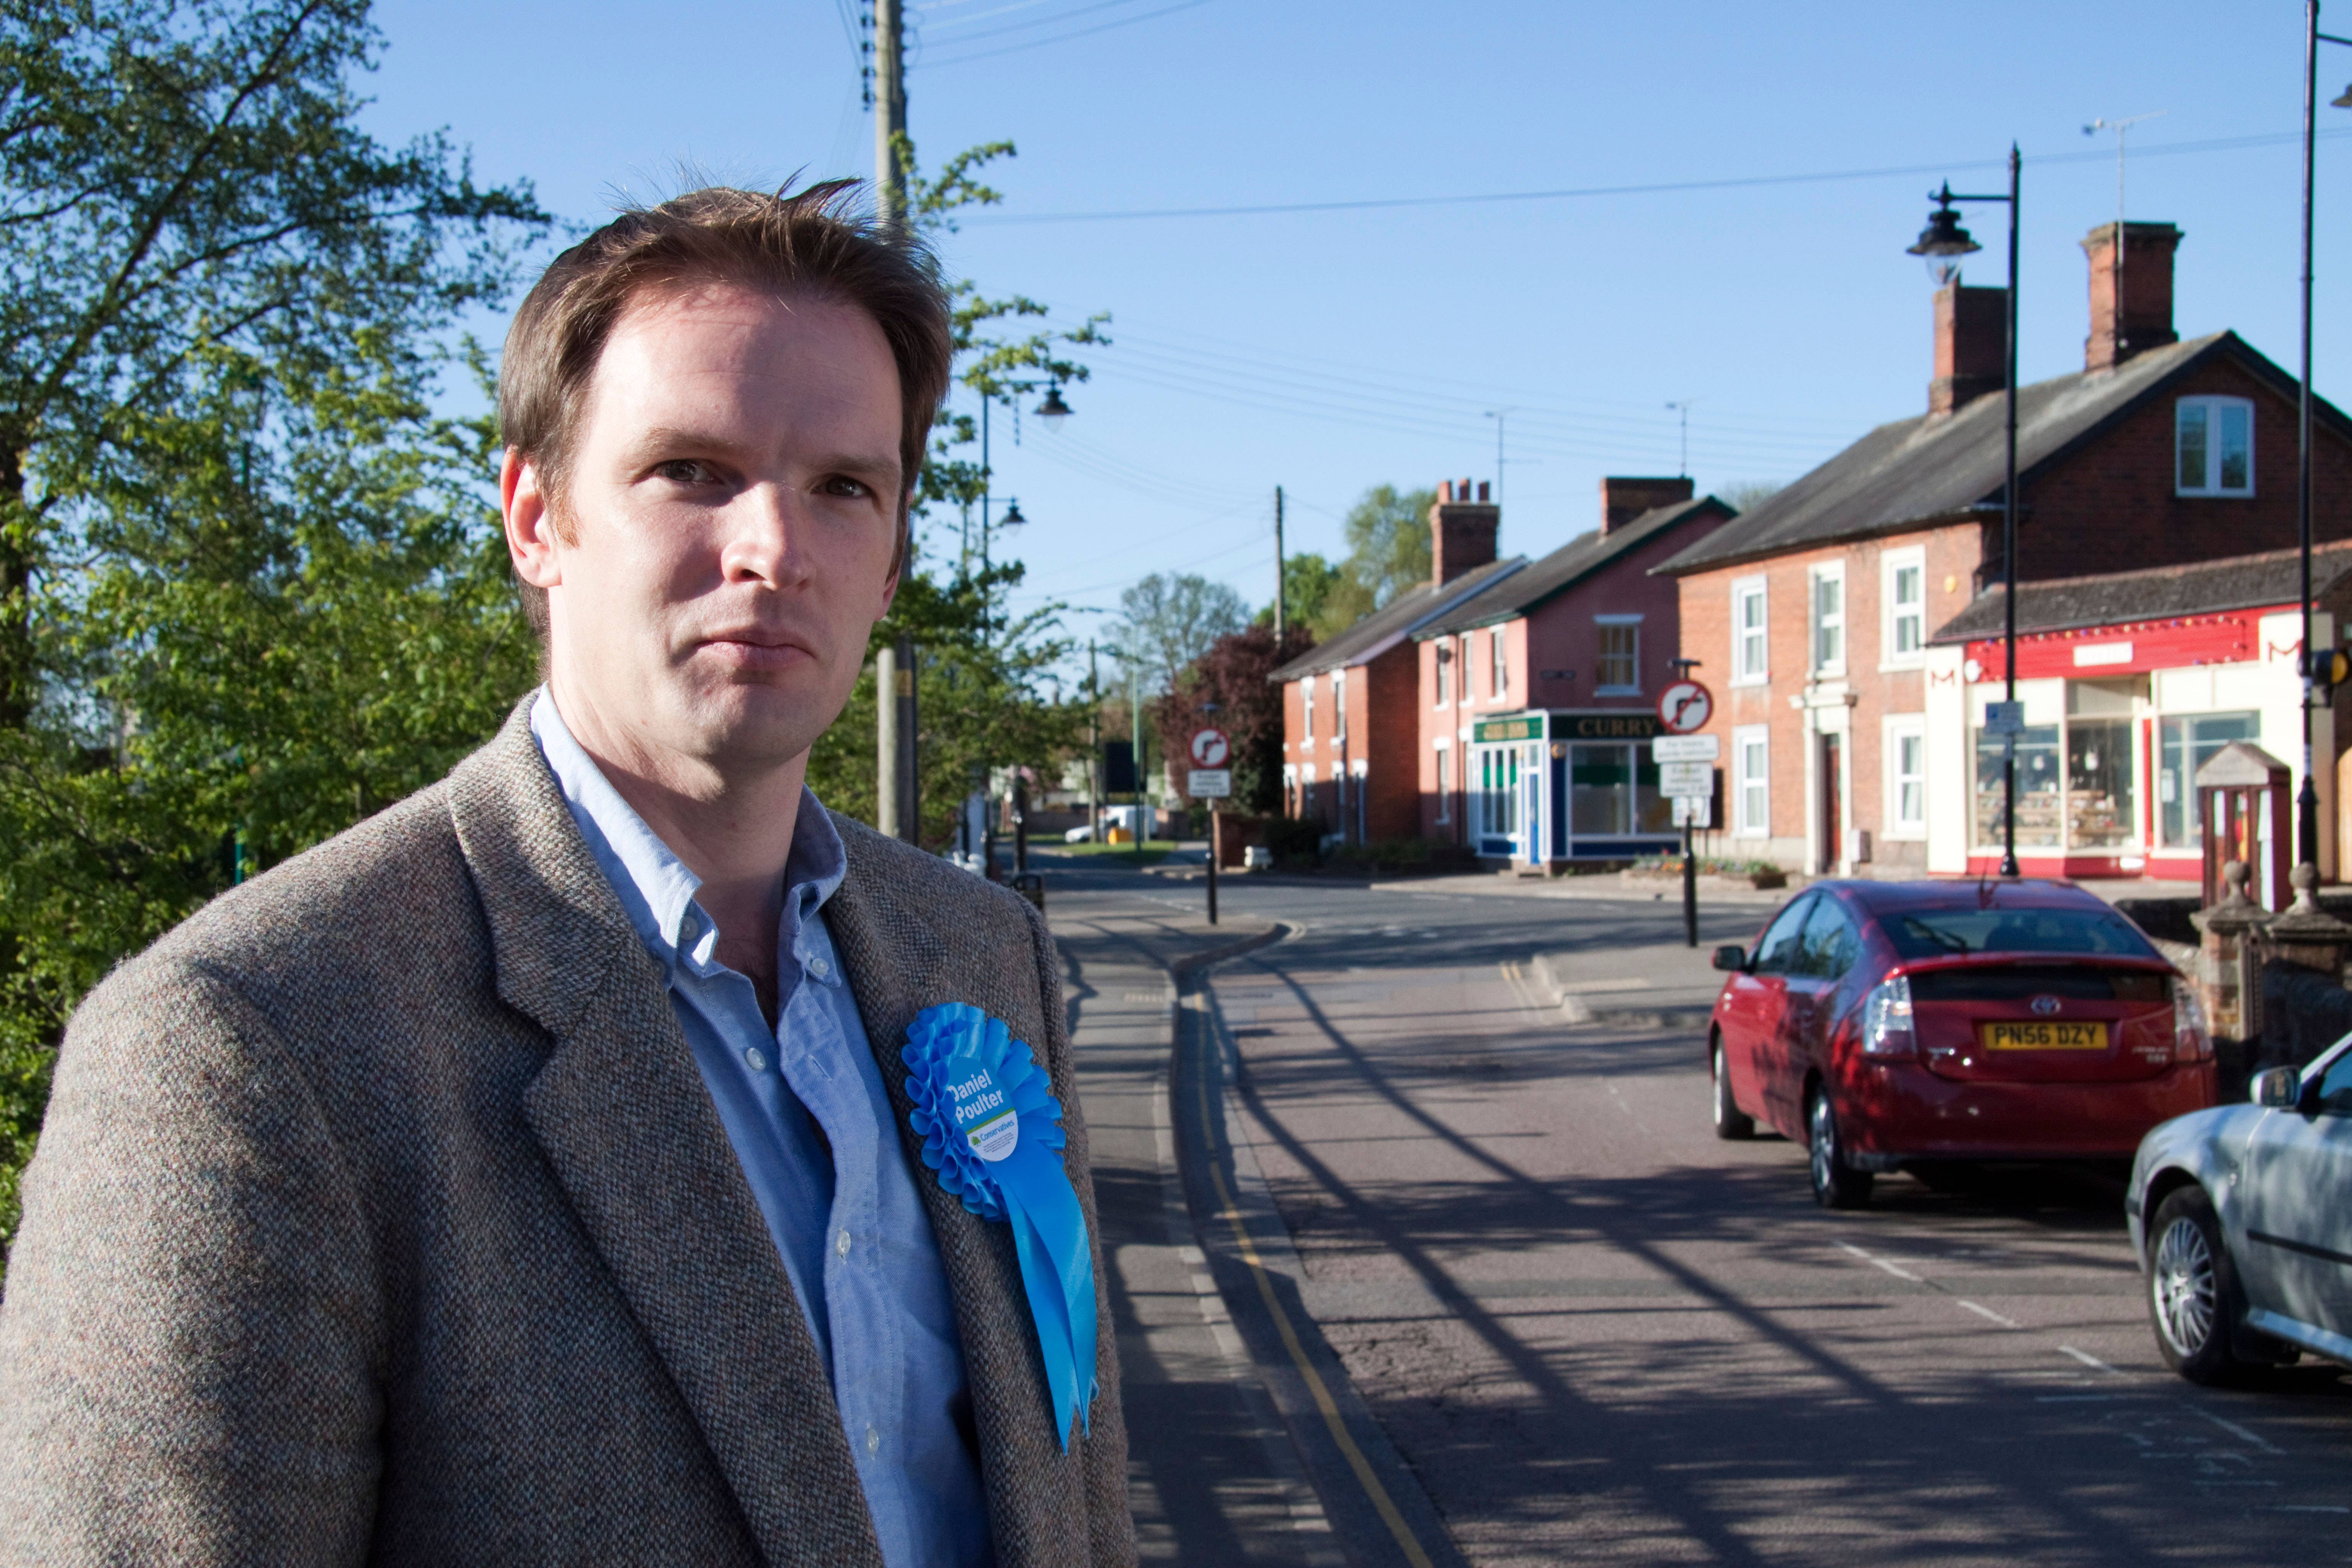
[
  {"xmin": 2130, "ymin": 1038, "xmax": 2352, "ymax": 1383},
  {"xmin": 1707, "ymin": 879, "xmax": 2215, "ymax": 1208}
]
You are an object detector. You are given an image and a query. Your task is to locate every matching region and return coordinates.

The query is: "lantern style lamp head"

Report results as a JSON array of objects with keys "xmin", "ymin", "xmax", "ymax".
[
  {"xmin": 1000, "ymin": 498, "xmax": 1027, "ymax": 528},
  {"xmin": 1034, "ymin": 384, "xmax": 1073, "ymax": 427},
  {"xmin": 2334, "ymin": 80, "xmax": 2352, "ymax": 109},
  {"xmin": 1907, "ymin": 183, "xmax": 1981, "ymax": 286}
]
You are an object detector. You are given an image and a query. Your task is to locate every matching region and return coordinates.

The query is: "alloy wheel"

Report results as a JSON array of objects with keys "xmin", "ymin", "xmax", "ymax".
[{"xmin": 2151, "ymin": 1214, "xmax": 2218, "ymax": 1360}]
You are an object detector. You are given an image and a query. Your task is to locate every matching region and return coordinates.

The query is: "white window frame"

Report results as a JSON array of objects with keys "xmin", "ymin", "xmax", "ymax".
[
  {"xmin": 1594, "ymin": 614, "xmax": 1643, "ymax": 696},
  {"xmin": 1490, "ymin": 628, "xmax": 1508, "ymax": 703},
  {"xmin": 1810, "ymin": 562, "xmax": 1846, "ymax": 676},
  {"xmin": 1883, "ymin": 714, "xmax": 1927, "ymax": 839},
  {"xmin": 2176, "ymin": 395, "xmax": 2255, "ymax": 498},
  {"xmin": 1731, "ymin": 575, "xmax": 1768, "ymax": 686},
  {"xmin": 1880, "ymin": 547, "xmax": 1926, "ymax": 670},
  {"xmin": 1734, "ymin": 724, "xmax": 1770, "ymax": 839},
  {"xmin": 1460, "ymin": 636, "xmax": 1475, "ymax": 704},
  {"xmin": 1301, "ymin": 675, "xmax": 1315, "ymax": 741},
  {"xmin": 1434, "ymin": 740, "xmax": 1452, "ymax": 822},
  {"xmin": 1434, "ymin": 642, "xmax": 1449, "ymax": 707},
  {"xmin": 1333, "ymin": 670, "xmax": 1348, "ymax": 741}
]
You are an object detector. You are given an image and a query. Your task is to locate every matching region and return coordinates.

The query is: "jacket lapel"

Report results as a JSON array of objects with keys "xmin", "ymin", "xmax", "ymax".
[
  {"xmin": 825, "ymin": 818, "xmax": 1093, "ymax": 1566},
  {"xmin": 446, "ymin": 701, "xmax": 882, "ymax": 1568}
]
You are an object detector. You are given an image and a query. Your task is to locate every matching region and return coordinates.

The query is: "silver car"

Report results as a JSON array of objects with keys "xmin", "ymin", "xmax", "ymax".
[{"xmin": 2128, "ymin": 1034, "xmax": 2352, "ymax": 1383}]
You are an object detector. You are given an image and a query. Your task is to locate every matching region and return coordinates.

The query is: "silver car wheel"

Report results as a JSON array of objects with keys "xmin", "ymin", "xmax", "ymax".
[{"xmin": 2151, "ymin": 1214, "xmax": 2218, "ymax": 1359}]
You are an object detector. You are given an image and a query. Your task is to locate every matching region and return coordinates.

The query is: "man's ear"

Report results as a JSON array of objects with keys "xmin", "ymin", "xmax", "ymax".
[{"xmin": 503, "ymin": 448, "xmax": 563, "ymax": 590}]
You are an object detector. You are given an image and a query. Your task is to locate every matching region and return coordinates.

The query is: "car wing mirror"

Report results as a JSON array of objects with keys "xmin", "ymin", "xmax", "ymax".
[
  {"xmin": 2253, "ymin": 1066, "xmax": 2303, "ymax": 1109},
  {"xmin": 1712, "ymin": 944, "xmax": 1748, "ymax": 973}
]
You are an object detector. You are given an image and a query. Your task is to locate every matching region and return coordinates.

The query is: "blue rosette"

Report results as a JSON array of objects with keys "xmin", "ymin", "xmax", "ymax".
[{"xmin": 903, "ymin": 1001, "xmax": 1099, "ymax": 1449}]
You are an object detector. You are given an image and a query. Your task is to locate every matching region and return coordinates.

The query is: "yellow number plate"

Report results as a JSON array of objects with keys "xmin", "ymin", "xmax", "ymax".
[{"xmin": 1979, "ymin": 1021, "xmax": 2109, "ymax": 1051}]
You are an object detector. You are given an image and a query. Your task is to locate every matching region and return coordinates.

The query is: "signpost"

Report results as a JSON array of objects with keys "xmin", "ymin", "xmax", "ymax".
[
  {"xmin": 1191, "ymin": 728, "xmax": 1230, "ymax": 924},
  {"xmin": 1653, "ymin": 680, "xmax": 1716, "ymax": 948}
]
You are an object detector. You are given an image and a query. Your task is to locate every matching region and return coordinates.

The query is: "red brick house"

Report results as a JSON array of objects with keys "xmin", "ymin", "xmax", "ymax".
[
  {"xmin": 1273, "ymin": 483, "xmax": 1521, "ymax": 844},
  {"xmin": 1655, "ymin": 220, "xmax": 2352, "ymax": 884},
  {"xmin": 1413, "ymin": 479, "xmax": 1736, "ymax": 864}
]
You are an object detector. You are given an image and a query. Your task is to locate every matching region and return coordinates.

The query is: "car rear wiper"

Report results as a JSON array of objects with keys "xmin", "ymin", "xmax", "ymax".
[{"xmin": 1903, "ymin": 919, "xmax": 1970, "ymax": 955}]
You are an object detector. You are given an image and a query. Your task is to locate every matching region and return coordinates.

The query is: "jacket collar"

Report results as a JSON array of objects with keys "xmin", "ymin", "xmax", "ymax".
[{"xmin": 445, "ymin": 700, "xmax": 883, "ymax": 1568}]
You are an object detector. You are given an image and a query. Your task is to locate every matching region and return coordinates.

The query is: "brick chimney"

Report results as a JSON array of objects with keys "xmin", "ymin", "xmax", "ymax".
[
  {"xmin": 2082, "ymin": 220, "xmax": 2182, "ymax": 372},
  {"xmin": 1598, "ymin": 476, "xmax": 1693, "ymax": 534},
  {"xmin": 1429, "ymin": 479, "xmax": 1499, "ymax": 586},
  {"xmin": 1930, "ymin": 283, "xmax": 2005, "ymax": 416}
]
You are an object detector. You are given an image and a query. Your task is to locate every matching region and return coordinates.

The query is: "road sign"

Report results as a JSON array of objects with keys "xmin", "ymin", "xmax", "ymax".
[
  {"xmin": 1189, "ymin": 728, "xmax": 1230, "ymax": 768},
  {"xmin": 1187, "ymin": 768, "xmax": 1232, "ymax": 798},
  {"xmin": 1652, "ymin": 733, "xmax": 1720, "ymax": 763},
  {"xmin": 1659, "ymin": 761, "xmax": 1715, "ymax": 797},
  {"xmin": 1673, "ymin": 795, "xmax": 1712, "ymax": 828},
  {"xmin": 1983, "ymin": 701, "xmax": 2025, "ymax": 736},
  {"xmin": 1657, "ymin": 680, "xmax": 1713, "ymax": 733}
]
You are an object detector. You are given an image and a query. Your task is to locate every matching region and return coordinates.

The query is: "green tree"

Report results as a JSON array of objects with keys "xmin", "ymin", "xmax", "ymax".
[
  {"xmin": 1106, "ymin": 572, "xmax": 1247, "ymax": 696},
  {"xmin": 1254, "ymin": 551, "xmax": 1345, "ymax": 644},
  {"xmin": 1332, "ymin": 483, "xmax": 1436, "ymax": 625},
  {"xmin": 0, "ymin": 0, "xmax": 545, "ymax": 1266}
]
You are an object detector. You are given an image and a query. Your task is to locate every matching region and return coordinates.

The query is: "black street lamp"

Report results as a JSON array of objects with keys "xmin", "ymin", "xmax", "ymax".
[
  {"xmin": 2298, "ymin": 2, "xmax": 2352, "ymax": 876},
  {"xmin": 1908, "ymin": 150, "xmax": 2023, "ymax": 879},
  {"xmin": 972, "ymin": 382, "xmax": 1071, "ymax": 577}
]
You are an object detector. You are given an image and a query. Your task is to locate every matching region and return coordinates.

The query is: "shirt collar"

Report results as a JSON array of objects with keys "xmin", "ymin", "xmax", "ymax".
[{"xmin": 529, "ymin": 687, "xmax": 846, "ymax": 973}]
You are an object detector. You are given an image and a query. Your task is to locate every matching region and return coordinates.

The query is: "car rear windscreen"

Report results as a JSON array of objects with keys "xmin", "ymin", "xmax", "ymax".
[{"xmin": 1881, "ymin": 906, "xmax": 2158, "ymax": 962}]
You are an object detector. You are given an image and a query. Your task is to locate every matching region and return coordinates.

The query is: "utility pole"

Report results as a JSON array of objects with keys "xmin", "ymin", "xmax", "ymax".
[
  {"xmin": 1088, "ymin": 639, "xmax": 1102, "ymax": 844},
  {"xmin": 872, "ymin": 0, "xmax": 917, "ymax": 842},
  {"xmin": 1273, "ymin": 485, "xmax": 1286, "ymax": 645}
]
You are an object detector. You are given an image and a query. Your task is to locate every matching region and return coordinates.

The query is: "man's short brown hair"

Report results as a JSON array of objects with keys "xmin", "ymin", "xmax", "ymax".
[{"xmin": 499, "ymin": 180, "xmax": 953, "ymax": 634}]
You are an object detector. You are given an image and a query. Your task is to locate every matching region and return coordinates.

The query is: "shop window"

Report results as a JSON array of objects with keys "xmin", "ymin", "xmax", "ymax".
[
  {"xmin": 1811, "ymin": 564, "xmax": 1845, "ymax": 675},
  {"xmin": 2177, "ymin": 397, "xmax": 2254, "ymax": 497},
  {"xmin": 1883, "ymin": 549, "xmax": 1924, "ymax": 666},
  {"xmin": 1733, "ymin": 578, "xmax": 1767, "ymax": 684},
  {"xmin": 1570, "ymin": 742, "xmax": 1668, "ymax": 837},
  {"xmin": 1479, "ymin": 746, "xmax": 1520, "ymax": 837},
  {"xmin": 1970, "ymin": 678, "xmax": 2148, "ymax": 853},
  {"xmin": 1596, "ymin": 616, "xmax": 1641, "ymax": 694},
  {"xmin": 2159, "ymin": 711, "xmax": 2262, "ymax": 848},
  {"xmin": 1886, "ymin": 719, "xmax": 1926, "ymax": 836},
  {"xmin": 1735, "ymin": 725, "xmax": 1770, "ymax": 838}
]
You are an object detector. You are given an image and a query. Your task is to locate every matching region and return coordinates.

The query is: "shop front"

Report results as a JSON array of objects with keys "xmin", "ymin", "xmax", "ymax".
[
  {"xmin": 1922, "ymin": 607, "xmax": 2329, "ymax": 883},
  {"xmin": 1469, "ymin": 710, "xmax": 1680, "ymax": 866}
]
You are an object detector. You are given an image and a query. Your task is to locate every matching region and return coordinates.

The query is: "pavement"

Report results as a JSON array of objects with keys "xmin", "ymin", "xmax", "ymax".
[{"xmin": 1032, "ymin": 850, "xmax": 2352, "ymax": 1567}]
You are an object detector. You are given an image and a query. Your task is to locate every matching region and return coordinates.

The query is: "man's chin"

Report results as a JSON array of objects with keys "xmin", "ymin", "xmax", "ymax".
[{"xmin": 677, "ymin": 680, "xmax": 837, "ymax": 773}]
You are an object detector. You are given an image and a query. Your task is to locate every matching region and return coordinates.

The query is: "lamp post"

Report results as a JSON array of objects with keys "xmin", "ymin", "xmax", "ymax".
[
  {"xmin": 973, "ymin": 381, "xmax": 1072, "ymax": 580},
  {"xmin": 2298, "ymin": 3, "xmax": 2352, "ymax": 876},
  {"xmin": 1908, "ymin": 149, "xmax": 2022, "ymax": 878}
]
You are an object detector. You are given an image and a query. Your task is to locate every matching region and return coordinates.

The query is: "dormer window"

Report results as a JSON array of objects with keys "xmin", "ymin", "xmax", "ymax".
[{"xmin": 2177, "ymin": 397, "xmax": 2253, "ymax": 497}]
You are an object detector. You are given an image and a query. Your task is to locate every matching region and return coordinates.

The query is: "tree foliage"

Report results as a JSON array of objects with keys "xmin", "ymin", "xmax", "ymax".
[
  {"xmin": 1336, "ymin": 483, "xmax": 1436, "ymax": 616},
  {"xmin": 1151, "ymin": 622, "xmax": 1312, "ymax": 817},
  {"xmin": 0, "ymin": 0, "xmax": 547, "ymax": 1267},
  {"xmin": 1106, "ymin": 571, "xmax": 1247, "ymax": 696},
  {"xmin": 1255, "ymin": 550, "xmax": 1347, "ymax": 644}
]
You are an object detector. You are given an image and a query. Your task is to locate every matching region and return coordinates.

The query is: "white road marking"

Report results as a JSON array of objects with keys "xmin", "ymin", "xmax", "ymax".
[
  {"xmin": 1837, "ymin": 1241, "xmax": 1924, "ymax": 1283},
  {"xmin": 2190, "ymin": 1404, "xmax": 2283, "ymax": 1455},
  {"xmin": 1956, "ymin": 1299, "xmax": 2022, "ymax": 1328},
  {"xmin": 2058, "ymin": 1344, "xmax": 2125, "ymax": 1375}
]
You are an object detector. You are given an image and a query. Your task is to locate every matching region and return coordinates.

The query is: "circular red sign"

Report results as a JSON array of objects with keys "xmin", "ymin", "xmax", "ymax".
[{"xmin": 1656, "ymin": 681, "xmax": 1713, "ymax": 733}]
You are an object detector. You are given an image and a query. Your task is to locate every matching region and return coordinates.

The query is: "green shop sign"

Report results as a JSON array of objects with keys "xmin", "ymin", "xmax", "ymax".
[{"xmin": 1473, "ymin": 711, "xmax": 1660, "ymax": 744}]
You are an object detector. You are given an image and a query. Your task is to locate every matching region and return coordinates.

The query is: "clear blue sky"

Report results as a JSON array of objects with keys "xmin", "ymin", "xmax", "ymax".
[{"xmin": 364, "ymin": 0, "xmax": 2352, "ymax": 645}]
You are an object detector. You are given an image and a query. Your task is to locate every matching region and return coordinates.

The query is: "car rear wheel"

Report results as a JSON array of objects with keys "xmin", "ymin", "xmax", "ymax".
[
  {"xmin": 1712, "ymin": 1035, "xmax": 1754, "ymax": 1141},
  {"xmin": 1808, "ymin": 1088, "xmax": 1873, "ymax": 1209},
  {"xmin": 2147, "ymin": 1186, "xmax": 2252, "ymax": 1385}
]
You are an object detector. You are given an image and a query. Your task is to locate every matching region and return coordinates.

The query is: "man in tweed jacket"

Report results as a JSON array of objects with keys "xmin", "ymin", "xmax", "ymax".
[{"xmin": 0, "ymin": 183, "xmax": 1134, "ymax": 1566}]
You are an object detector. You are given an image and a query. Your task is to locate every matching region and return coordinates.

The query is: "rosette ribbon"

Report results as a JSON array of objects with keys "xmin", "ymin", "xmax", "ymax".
[{"xmin": 903, "ymin": 1002, "xmax": 1098, "ymax": 1449}]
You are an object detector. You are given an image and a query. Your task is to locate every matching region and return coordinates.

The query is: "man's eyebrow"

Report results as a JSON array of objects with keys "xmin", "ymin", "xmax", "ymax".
[{"xmin": 621, "ymin": 427, "xmax": 899, "ymax": 485}]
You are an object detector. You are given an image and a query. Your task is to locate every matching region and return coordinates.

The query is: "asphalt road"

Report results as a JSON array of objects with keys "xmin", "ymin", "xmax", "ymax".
[{"xmin": 1043, "ymin": 854, "xmax": 2352, "ymax": 1568}]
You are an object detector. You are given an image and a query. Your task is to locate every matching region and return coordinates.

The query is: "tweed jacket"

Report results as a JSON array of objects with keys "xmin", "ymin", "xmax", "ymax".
[{"xmin": 0, "ymin": 701, "xmax": 1135, "ymax": 1567}]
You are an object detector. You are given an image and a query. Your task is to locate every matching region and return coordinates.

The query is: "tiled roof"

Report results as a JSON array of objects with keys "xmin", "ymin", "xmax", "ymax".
[
  {"xmin": 1415, "ymin": 497, "xmax": 1735, "ymax": 637},
  {"xmin": 1929, "ymin": 540, "xmax": 2352, "ymax": 644},
  {"xmin": 1267, "ymin": 555, "xmax": 1526, "ymax": 682},
  {"xmin": 1650, "ymin": 332, "xmax": 2347, "ymax": 577}
]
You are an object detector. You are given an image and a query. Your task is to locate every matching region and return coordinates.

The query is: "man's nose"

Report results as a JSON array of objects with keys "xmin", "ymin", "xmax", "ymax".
[{"xmin": 719, "ymin": 486, "xmax": 812, "ymax": 588}]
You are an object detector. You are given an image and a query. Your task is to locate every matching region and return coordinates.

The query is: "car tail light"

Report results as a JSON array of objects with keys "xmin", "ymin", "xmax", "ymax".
[
  {"xmin": 1862, "ymin": 975, "xmax": 1915, "ymax": 1058},
  {"xmin": 2171, "ymin": 977, "xmax": 2213, "ymax": 1062}
]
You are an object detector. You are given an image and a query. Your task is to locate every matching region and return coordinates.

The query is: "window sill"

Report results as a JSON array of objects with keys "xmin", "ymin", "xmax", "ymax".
[
  {"xmin": 1877, "ymin": 658, "xmax": 1926, "ymax": 674},
  {"xmin": 1593, "ymin": 686, "xmax": 1642, "ymax": 698},
  {"xmin": 1730, "ymin": 675, "xmax": 1770, "ymax": 688},
  {"xmin": 1880, "ymin": 827, "xmax": 1927, "ymax": 842},
  {"xmin": 2175, "ymin": 489, "xmax": 2253, "ymax": 500}
]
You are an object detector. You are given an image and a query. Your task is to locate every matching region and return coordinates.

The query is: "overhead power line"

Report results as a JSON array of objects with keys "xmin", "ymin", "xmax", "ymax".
[{"xmin": 965, "ymin": 127, "xmax": 2352, "ymax": 225}]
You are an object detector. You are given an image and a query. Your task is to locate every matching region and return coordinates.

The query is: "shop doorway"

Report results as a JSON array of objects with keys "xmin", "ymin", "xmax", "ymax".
[{"xmin": 1818, "ymin": 732, "xmax": 1843, "ymax": 874}]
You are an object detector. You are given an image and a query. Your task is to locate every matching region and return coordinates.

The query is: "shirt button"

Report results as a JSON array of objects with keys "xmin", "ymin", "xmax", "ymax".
[
  {"xmin": 865, "ymin": 1425, "xmax": 880, "ymax": 1455},
  {"xmin": 745, "ymin": 1047, "xmax": 767, "ymax": 1072},
  {"xmin": 836, "ymin": 1228, "xmax": 852, "ymax": 1257},
  {"xmin": 809, "ymin": 955, "xmax": 831, "ymax": 978}
]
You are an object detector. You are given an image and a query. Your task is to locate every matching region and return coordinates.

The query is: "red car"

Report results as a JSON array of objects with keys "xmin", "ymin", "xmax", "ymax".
[{"xmin": 1707, "ymin": 879, "xmax": 2216, "ymax": 1208}]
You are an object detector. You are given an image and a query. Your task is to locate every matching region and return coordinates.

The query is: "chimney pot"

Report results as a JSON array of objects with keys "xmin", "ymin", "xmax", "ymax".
[
  {"xmin": 1428, "ymin": 482, "xmax": 1500, "ymax": 586},
  {"xmin": 2083, "ymin": 220, "xmax": 2182, "ymax": 372},
  {"xmin": 1929, "ymin": 283, "xmax": 2006, "ymax": 416},
  {"xmin": 1477, "ymin": 480, "xmax": 1490, "ymax": 502},
  {"xmin": 1597, "ymin": 476, "xmax": 1694, "ymax": 534},
  {"xmin": 1439, "ymin": 479, "xmax": 1454, "ymax": 503}
]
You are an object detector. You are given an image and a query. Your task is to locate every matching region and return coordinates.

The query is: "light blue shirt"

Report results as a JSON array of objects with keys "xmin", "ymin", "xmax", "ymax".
[{"xmin": 531, "ymin": 690, "xmax": 990, "ymax": 1568}]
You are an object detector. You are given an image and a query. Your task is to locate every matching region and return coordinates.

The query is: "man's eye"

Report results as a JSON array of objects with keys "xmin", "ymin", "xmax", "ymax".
[
  {"xmin": 652, "ymin": 459, "xmax": 715, "ymax": 484},
  {"xmin": 820, "ymin": 476, "xmax": 873, "ymax": 499}
]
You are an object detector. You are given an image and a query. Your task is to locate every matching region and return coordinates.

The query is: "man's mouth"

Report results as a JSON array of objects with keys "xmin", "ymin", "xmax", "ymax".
[{"xmin": 696, "ymin": 630, "xmax": 817, "ymax": 671}]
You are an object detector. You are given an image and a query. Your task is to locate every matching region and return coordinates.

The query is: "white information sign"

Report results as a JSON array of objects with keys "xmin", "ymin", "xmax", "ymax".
[
  {"xmin": 1659, "ymin": 761, "xmax": 1715, "ymax": 798},
  {"xmin": 1652, "ymin": 734, "xmax": 1721, "ymax": 764},
  {"xmin": 1673, "ymin": 796, "xmax": 1713, "ymax": 828},
  {"xmin": 1187, "ymin": 768, "xmax": 1232, "ymax": 798},
  {"xmin": 1983, "ymin": 701, "xmax": 2026, "ymax": 736}
]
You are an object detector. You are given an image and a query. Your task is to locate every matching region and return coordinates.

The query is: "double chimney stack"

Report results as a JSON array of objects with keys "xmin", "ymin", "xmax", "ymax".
[{"xmin": 1928, "ymin": 219, "xmax": 2184, "ymax": 416}]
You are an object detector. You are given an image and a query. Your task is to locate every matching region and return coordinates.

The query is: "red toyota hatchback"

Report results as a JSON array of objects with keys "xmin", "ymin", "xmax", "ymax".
[{"xmin": 1707, "ymin": 879, "xmax": 2216, "ymax": 1208}]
